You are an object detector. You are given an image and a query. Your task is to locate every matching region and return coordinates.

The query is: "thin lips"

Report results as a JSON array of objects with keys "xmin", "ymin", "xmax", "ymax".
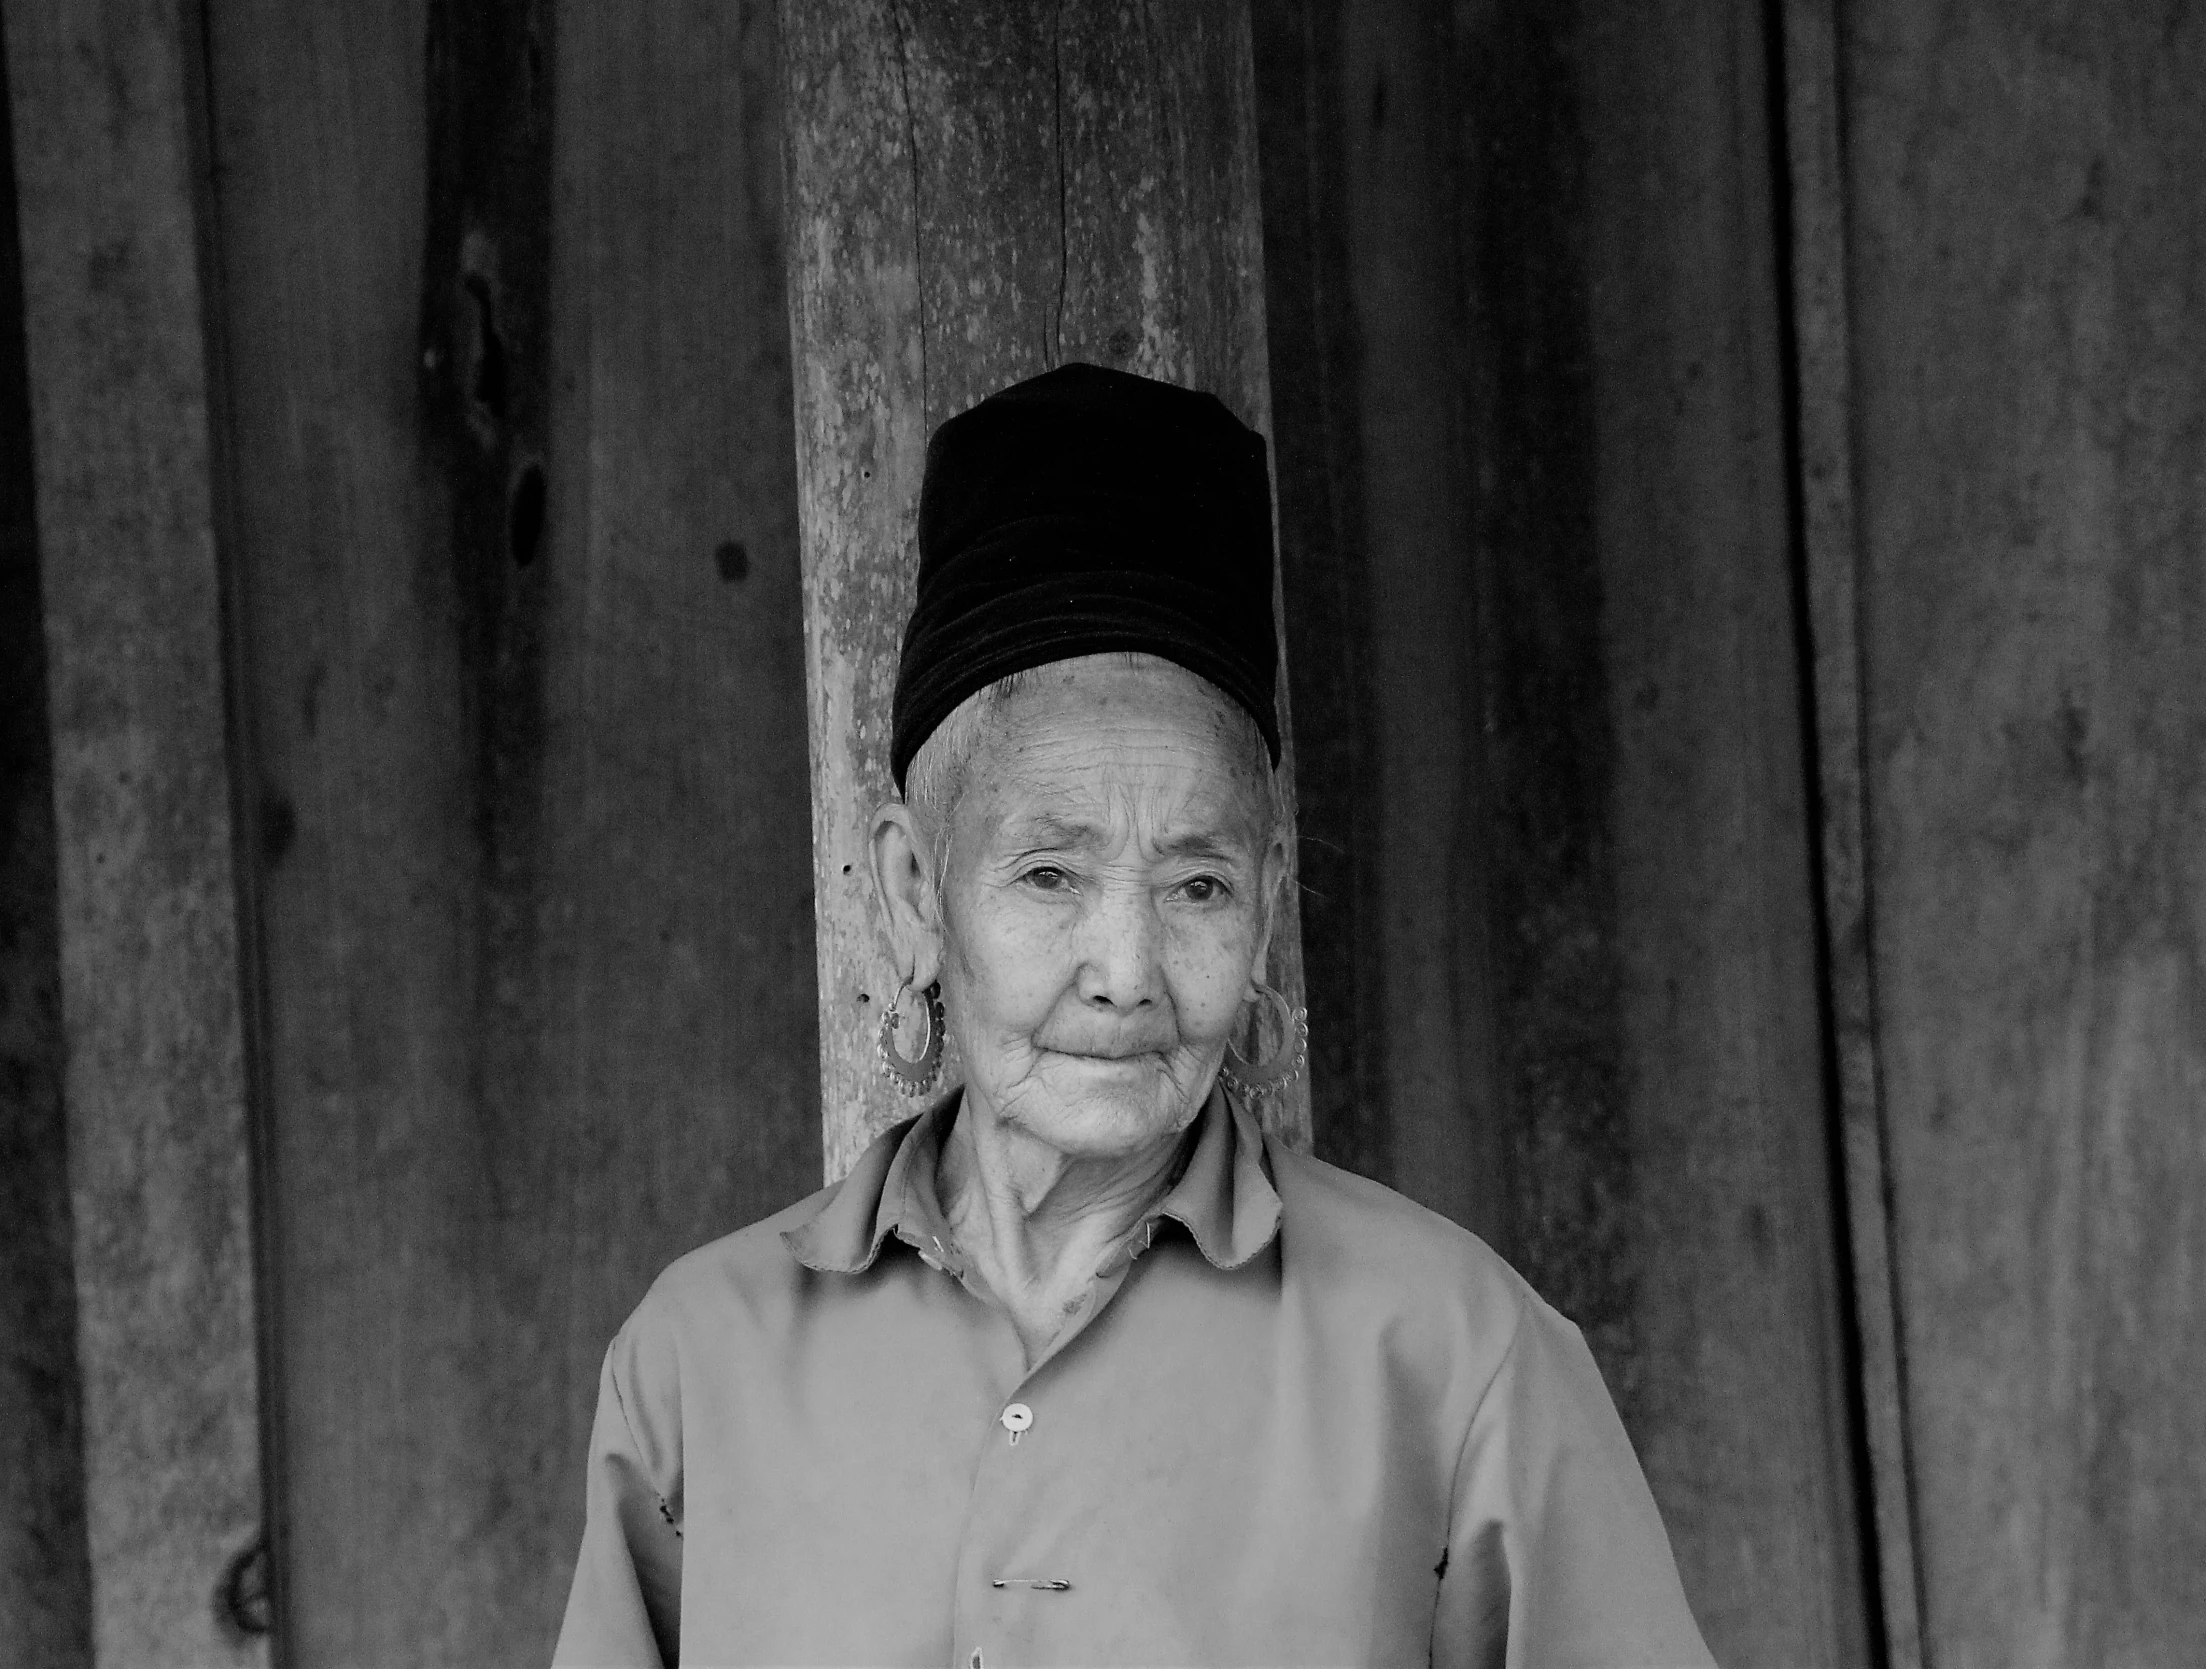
[{"xmin": 1044, "ymin": 1041, "xmax": 1173, "ymax": 1062}]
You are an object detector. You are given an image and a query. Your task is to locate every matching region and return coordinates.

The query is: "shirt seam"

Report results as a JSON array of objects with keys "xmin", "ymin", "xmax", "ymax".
[
  {"xmin": 608, "ymin": 1337, "xmax": 682, "ymax": 1537},
  {"xmin": 1430, "ymin": 1291, "xmax": 1528, "ymax": 1661},
  {"xmin": 1441, "ymin": 1288, "xmax": 1529, "ymax": 1545}
]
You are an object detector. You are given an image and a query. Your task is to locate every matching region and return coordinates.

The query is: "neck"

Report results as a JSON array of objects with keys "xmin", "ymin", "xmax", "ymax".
[{"xmin": 936, "ymin": 1093, "xmax": 1195, "ymax": 1354}]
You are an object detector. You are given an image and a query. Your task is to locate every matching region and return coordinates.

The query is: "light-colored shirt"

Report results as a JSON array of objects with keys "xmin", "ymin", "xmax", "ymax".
[{"xmin": 553, "ymin": 1090, "xmax": 1715, "ymax": 1668}]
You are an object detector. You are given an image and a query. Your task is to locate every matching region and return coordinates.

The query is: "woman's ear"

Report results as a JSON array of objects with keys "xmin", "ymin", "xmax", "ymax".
[
  {"xmin": 868, "ymin": 799, "xmax": 945, "ymax": 991},
  {"xmin": 1247, "ymin": 827, "xmax": 1291, "ymax": 999}
]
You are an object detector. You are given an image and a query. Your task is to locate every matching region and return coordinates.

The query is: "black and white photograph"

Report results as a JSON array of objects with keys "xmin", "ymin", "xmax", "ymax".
[{"xmin": 2, "ymin": 2, "xmax": 2200, "ymax": 1666}]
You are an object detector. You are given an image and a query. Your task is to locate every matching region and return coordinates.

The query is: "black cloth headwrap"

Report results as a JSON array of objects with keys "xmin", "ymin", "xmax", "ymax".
[{"xmin": 889, "ymin": 362, "xmax": 1279, "ymax": 790}]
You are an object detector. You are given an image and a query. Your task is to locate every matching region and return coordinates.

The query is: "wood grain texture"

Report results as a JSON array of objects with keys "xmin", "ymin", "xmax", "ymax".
[
  {"xmin": 1254, "ymin": 2, "xmax": 1875, "ymax": 1661},
  {"xmin": 0, "ymin": 29, "xmax": 92, "ymax": 1660},
  {"xmin": 2, "ymin": 1, "xmax": 270, "ymax": 1662},
  {"xmin": 1457, "ymin": 4, "xmax": 1871, "ymax": 1660},
  {"xmin": 1325, "ymin": 0, "xmax": 1504, "ymax": 1241},
  {"xmin": 1841, "ymin": 4, "xmax": 2206, "ymax": 1665},
  {"xmin": 1565, "ymin": 7, "xmax": 1871, "ymax": 1657},
  {"xmin": 199, "ymin": 0, "xmax": 812, "ymax": 1659},
  {"xmin": 1776, "ymin": 0, "xmax": 1929, "ymax": 1661},
  {"xmin": 1247, "ymin": 0, "xmax": 1388, "ymax": 1187},
  {"xmin": 779, "ymin": 0, "xmax": 1307, "ymax": 1181}
]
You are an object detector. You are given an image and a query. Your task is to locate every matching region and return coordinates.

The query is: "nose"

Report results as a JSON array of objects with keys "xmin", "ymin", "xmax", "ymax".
[{"xmin": 1074, "ymin": 879, "xmax": 1163, "ymax": 1011}]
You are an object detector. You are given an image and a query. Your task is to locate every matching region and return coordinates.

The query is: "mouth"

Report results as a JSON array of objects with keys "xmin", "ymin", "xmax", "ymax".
[{"xmin": 1043, "ymin": 1045, "xmax": 1168, "ymax": 1068}]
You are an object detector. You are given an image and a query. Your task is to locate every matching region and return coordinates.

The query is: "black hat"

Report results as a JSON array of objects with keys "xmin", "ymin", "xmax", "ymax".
[{"xmin": 889, "ymin": 362, "xmax": 1280, "ymax": 790}]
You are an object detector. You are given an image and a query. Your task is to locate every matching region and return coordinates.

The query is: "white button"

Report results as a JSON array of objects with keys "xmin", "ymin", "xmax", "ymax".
[{"xmin": 1000, "ymin": 1402, "xmax": 1033, "ymax": 1434}]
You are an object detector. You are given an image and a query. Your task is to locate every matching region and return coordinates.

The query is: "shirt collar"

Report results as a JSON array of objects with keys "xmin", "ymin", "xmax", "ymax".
[
  {"xmin": 779, "ymin": 1094, "xmax": 956, "ymax": 1275},
  {"xmin": 1147, "ymin": 1086, "xmax": 1282, "ymax": 1271},
  {"xmin": 782, "ymin": 1086, "xmax": 1282, "ymax": 1277}
]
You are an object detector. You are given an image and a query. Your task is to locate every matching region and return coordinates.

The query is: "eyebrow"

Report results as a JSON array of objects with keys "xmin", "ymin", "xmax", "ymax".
[
  {"xmin": 999, "ymin": 814, "xmax": 1248, "ymax": 863},
  {"xmin": 1003, "ymin": 813, "xmax": 1101, "ymax": 848},
  {"xmin": 1154, "ymin": 831, "xmax": 1245, "ymax": 863}
]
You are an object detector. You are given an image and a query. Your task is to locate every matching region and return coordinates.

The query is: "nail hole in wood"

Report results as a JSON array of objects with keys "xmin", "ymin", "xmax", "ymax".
[
  {"xmin": 510, "ymin": 461, "xmax": 547, "ymax": 567},
  {"xmin": 463, "ymin": 271, "xmax": 508, "ymax": 422}
]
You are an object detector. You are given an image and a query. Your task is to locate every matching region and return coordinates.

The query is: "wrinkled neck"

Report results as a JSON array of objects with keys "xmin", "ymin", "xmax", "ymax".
[{"xmin": 936, "ymin": 1095, "xmax": 1189, "ymax": 1299}]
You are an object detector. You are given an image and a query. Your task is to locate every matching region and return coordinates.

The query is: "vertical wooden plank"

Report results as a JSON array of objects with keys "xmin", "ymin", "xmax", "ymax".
[
  {"xmin": 0, "ymin": 27, "xmax": 93, "ymax": 1662},
  {"xmin": 2, "ymin": 2, "xmax": 269, "ymax": 1663},
  {"xmin": 1452, "ymin": 2, "xmax": 1873, "ymax": 1659},
  {"xmin": 417, "ymin": 0, "xmax": 559, "ymax": 1274},
  {"xmin": 1253, "ymin": 1, "xmax": 1876, "ymax": 1661},
  {"xmin": 1317, "ymin": 0, "xmax": 1503, "ymax": 1238},
  {"xmin": 1247, "ymin": 0, "xmax": 1389, "ymax": 1186},
  {"xmin": 777, "ymin": 0, "xmax": 929, "ymax": 1183},
  {"xmin": 1840, "ymin": 3, "xmax": 2206, "ymax": 1664},
  {"xmin": 1255, "ymin": 0, "xmax": 1504, "ymax": 1230},
  {"xmin": 198, "ymin": 7, "xmax": 475, "ymax": 1653},
  {"xmin": 780, "ymin": 0, "xmax": 1308, "ymax": 1181},
  {"xmin": 1776, "ymin": 0, "xmax": 1929, "ymax": 1662},
  {"xmin": 544, "ymin": 0, "xmax": 817, "ymax": 1267},
  {"xmin": 1444, "ymin": 0, "xmax": 1643, "ymax": 1400},
  {"xmin": 1567, "ymin": 6, "xmax": 1872, "ymax": 1658},
  {"xmin": 1054, "ymin": 5, "xmax": 1276, "ymax": 419},
  {"xmin": 200, "ymin": 0, "xmax": 812, "ymax": 1660}
]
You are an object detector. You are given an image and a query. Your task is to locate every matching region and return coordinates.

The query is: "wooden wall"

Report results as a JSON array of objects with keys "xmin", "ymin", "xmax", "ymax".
[
  {"xmin": 6, "ymin": 0, "xmax": 273, "ymax": 1661},
  {"xmin": 1252, "ymin": 3, "xmax": 1873, "ymax": 1664},
  {"xmin": 0, "ymin": 21, "xmax": 91, "ymax": 1663},
  {"xmin": 6, "ymin": 0, "xmax": 2205, "ymax": 1665},
  {"xmin": 1830, "ymin": 3, "xmax": 2206, "ymax": 1665},
  {"xmin": 188, "ymin": 0, "xmax": 817, "ymax": 1662}
]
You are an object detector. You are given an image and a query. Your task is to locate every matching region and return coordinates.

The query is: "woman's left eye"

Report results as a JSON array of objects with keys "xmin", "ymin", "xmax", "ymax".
[
  {"xmin": 1179, "ymin": 875, "xmax": 1229, "ymax": 904},
  {"xmin": 1022, "ymin": 866, "xmax": 1071, "ymax": 892}
]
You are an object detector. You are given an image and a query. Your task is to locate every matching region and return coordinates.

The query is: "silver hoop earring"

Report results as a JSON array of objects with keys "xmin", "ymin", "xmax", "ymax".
[
  {"xmin": 1220, "ymin": 982, "xmax": 1308, "ymax": 1101},
  {"xmin": 877, "ymin": 977, "xmax": 945, "ymax": 1096}
]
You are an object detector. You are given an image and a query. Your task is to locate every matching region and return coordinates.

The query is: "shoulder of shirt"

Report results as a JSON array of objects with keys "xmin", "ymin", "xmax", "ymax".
[
  {"xmin": 1262, "ymin": 1140, "xmax": 1613, "ymax": 1440},
  {"xmin": 1264, "ymin": 1137, "xmax": 1547, "ymax": 1344},
  {"xmin": 612, "ymin": 1179, "xmax": 847, "ymax": 1347}
]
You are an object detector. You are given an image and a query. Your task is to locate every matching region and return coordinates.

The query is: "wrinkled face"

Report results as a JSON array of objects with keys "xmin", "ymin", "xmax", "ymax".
[{"xmin": 931, "ymin": 657, "xmax": 1281, "ymax": 1160}]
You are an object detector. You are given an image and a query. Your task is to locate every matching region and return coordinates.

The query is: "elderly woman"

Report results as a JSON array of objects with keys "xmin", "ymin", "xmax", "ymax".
[{"xmin": 553, "ymin": 366, "xmax": 1713, "ymax": 1668}]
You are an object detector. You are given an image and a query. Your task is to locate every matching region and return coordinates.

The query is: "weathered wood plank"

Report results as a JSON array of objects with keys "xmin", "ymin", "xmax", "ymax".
[
  {"xmin": 780, "ymin": 0, "xmax": 1308, "ymax": 1181},
  {"xmin": 1567, "ymin": 8, "xmax": 1871, "ymax": 1657},
  {"xmin": 1841, "ymin": 3, "xmax": 2206, "ymax": 1663},
  {"xmin": 1776, "ymin": 0, "xmax": 1929, "ymax": 1661},
  {"xmin": 1309, "ymin": 0, "xmax": 1503, "ymax": 1239},
  {"xmin": 1252, "ymin": 2, "xmax": 1876, "ymax": 1662},
  {"xmin": 1247, "ymin": 0, "xmax": 1389, "ymax": 1185},
  {"xmin": 2, "ymin": 1, "xmax": 269, "ymax": 1662},
  {"xmin": 1448, "ymin": 4, "xmax": 1873, "ymax": 1660},
  {"xmin": 539, "ymin": 0, "xmax": 817, "ymax": 1488},
  {"xmin": 0, "ymin": 29, "xmax": 92, "ymax": 1661},
  {"xmin": 200, "ymin": 0, "xmax": 812, "ymax": 1659},
  {"xmin": 777, "ymin": 0, "xmax": 930, "ymax": 1184}
]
